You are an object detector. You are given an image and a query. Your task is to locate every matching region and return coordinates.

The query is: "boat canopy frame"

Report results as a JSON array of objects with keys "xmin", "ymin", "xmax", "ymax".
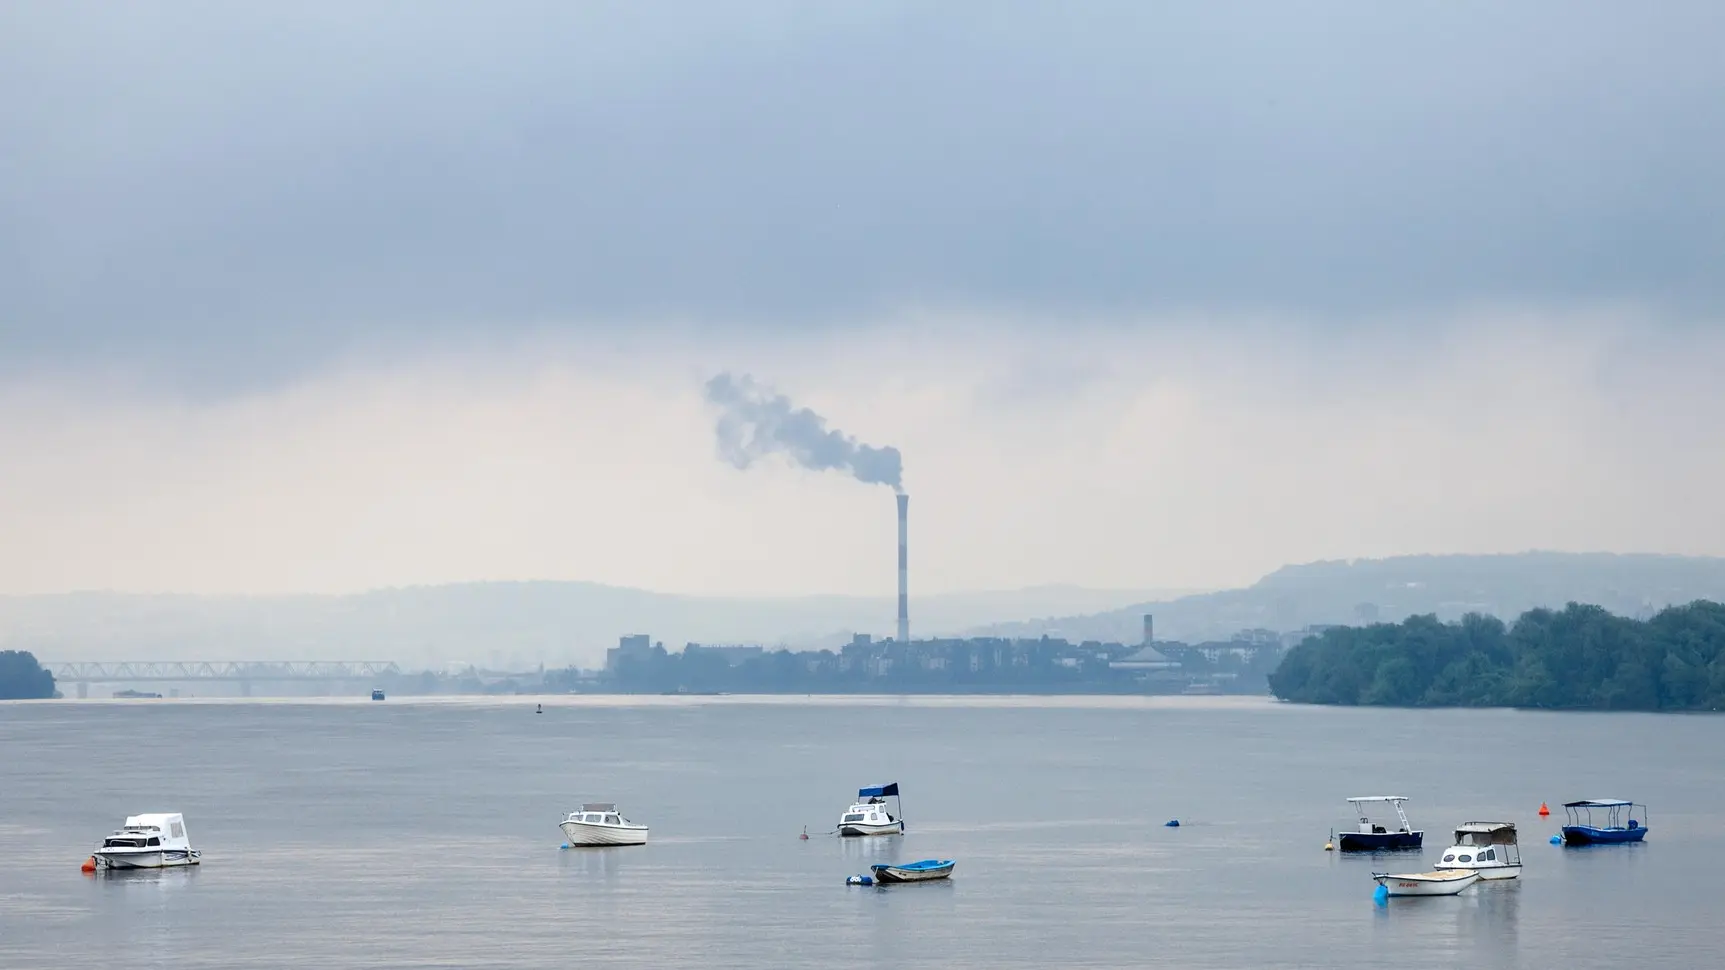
[
  {"xmin": 1563, "ymin": 800, "xmax": 1647, "ymax": 829},
  {"xmin": 1452, "ymin": 821, "xmax": 1518, "ymax": 846},
  {"xmin": 1346, "ymin": 796, "xmax": 1415, "ymax": 834},
  {"xmin": 856, "ymin": 782, "xmax": 904, "ymax": 829}
]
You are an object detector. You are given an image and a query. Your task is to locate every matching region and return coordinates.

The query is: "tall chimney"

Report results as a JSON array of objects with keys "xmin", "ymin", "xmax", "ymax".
[
  {"xmin": 1142, "ymin": 613, "xmax": 1154, "ymax": 646},
  {"xmin": 896, "ymin": 493, "xmax": 909, "ymax": 643}
]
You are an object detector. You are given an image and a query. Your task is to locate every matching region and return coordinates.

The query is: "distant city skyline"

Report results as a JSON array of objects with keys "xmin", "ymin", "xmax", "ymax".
[{"xmin": 4, "ymin": 3, "xmax": 1723, "ymax": 597}]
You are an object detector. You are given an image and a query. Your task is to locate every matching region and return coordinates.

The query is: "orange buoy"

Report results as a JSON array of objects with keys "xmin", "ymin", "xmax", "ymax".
[
  {"xmin": 80, "ymin": 856, "xmax": 96, "ymax": 873},
  {"xmin": 1538, "ymin": 802, "xmax": 1550, "ymax": 817}
]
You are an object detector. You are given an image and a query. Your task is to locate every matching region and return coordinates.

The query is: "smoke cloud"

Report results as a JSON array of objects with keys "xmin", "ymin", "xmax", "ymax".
[{"xmin": 704, "ymin": 373, "xmax": 904, "ymax": 491}]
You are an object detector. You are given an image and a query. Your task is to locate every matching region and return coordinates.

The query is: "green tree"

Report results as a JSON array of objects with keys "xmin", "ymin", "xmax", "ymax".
[{"xmin": 0, "ymin": 650, "xmax": 56, "ymax": 700}]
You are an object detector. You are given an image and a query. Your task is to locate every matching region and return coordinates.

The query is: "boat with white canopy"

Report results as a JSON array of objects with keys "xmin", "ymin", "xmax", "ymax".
[
  {"xmin": 1335, "ymin": 796, "xmax": 1423, "ymax": 851},
  {"xmin": 90, "ymin": 814, "xmax": 200, "ymax": 870},
  {"xmin": 1436, "ymin": 821, "xmax": 1521, "ymax": 879},
  {"xmin": 1561, "ymin": 799, "xmax": 1648, "ymax": 845}
]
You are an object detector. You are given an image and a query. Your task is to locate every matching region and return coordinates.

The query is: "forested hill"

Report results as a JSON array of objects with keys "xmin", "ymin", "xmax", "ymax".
[
  {"xmin": 1267, "ymin": 601, "xmax": 1725, "ymax": 711},
  {"xmin": 0, "ymin": 650, "xmax": 56, "ymax": 700}
]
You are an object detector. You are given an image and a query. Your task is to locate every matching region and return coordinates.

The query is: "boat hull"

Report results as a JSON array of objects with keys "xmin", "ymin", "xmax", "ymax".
[
  {"xmin": 838, "ymin": 821, "xmax": 904, "ymax": 838},
  {"xmin": 560, "ymin": 821, "xmax": 648, "ymax": 846},
  {"xmin": 93, "ymin": 849, "xmax": 199, "ymax": 870},
  {"xmin": 871, "ymin": 860, "xmax": 954, "ymax": 883},
  {"xmin": 1561, "ymin": 826, "xmax": 1647, "ymax": 846},
  {"xmin": 1337, "ymin": 831, "xmax": 1423, "ymax": 852},
  {"xmin": 1374, "ymin": 870, "xmax": 1480, "ymax": 896}
]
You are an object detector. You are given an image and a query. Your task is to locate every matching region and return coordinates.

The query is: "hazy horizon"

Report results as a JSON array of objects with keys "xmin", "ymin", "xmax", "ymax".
[{"xmin": 5, "ymin": 3, "xmax": 1723, "ymax": 600}]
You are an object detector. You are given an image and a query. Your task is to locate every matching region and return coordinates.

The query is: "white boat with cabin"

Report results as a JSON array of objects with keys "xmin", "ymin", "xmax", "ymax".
[
  {"xmin": 559, "ymin": 803, "xmax": 648, "ymax": 846},
  {"xmin": 1435, "ymin": 821, "xmax": 1521, "ymax": 880},
  {"xmin": 91, "ymin": 814, "xmax": 200, "ymax": 870},
  {"xmin": 838, "ymin": 783, "xmax": 905, "ymax": 837}
]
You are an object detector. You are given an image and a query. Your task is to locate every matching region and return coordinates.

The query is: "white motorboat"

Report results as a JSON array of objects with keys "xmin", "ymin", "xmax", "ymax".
[
  {"xmin": 838, "ymin": 782, "xmax": 905, "ymax": 837},
  {"xmin": 1435, "ymin": 821, "xmax": 1522, "ymax": 880},
  {"xmin": 1373, "ymin": 869, "xmax": 1482, "ymax": 897},
  {"xmin": 89, "ymin": 813, "xmax": 200, "ymax": 870},
  {"xmin": 559, "ymin": 803, "xmax": 648, "ymax": 846}
]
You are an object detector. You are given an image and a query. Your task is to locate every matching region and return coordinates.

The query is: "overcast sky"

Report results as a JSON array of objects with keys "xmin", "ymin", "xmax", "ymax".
[{"xmin": 3, "ymin": 1, "xmax": 1724, "ymax": 597}]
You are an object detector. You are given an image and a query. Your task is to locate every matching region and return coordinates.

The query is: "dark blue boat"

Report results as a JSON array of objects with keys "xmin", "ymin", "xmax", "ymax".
[
  {"xmin": 1561, "ymin": 800, "xmax": 1648, "ymax": 845},
  {"xmin": 1335, "ymin": 796, "xmax": 1424, "ymax": 852}
]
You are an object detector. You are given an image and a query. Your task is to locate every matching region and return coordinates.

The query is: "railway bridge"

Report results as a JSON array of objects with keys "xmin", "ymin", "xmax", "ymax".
[{"xmin": 47, "ymin": 661, "xmax": 402, "ymax": 698}]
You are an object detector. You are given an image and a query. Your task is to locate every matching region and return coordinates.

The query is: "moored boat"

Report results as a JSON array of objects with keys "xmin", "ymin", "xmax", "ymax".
[
  {"xmin": 1373, "ymin": 869, "xmax": 1481, "ymax": 896},
  {"xmin": 838, "ymin": 783, "xmax": 905, "ymax": 837},
  {"xmin": 871, "ymin": 859, "xmax": 955, "ymax": 883},
  {"xmin": 559, "ymin": 803, "xmax": 649, "ymax": 846},
  {"xmin": 1335, "ymin": 796, "xmax": 1424, "ymax": 852},
  {"xmin": 1436, "ymin": 821, "xmax": 1522, "ymax": 879},
  {"xmin": 1560, "ymin": 799, "xmax": 1648, "ymax": 845},
  {"xmin": 91, "ymin": 814, "xmax": 200, "ymax": 870}
]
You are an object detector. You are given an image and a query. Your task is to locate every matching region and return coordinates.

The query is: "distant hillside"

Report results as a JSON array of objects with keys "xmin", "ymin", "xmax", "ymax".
[
  {"xmin": 0, "ymin": 582, "xmax": 1188, "ymax": 670},
  {"xmin": 965, "ymin": 553, "xmax": 1725, "ymax": 644}
]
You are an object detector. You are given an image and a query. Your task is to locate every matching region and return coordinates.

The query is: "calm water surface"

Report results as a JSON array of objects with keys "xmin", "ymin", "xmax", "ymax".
[{"xmin": 1, "ymin": 696, "xmax": 1719, "ymax": 968}]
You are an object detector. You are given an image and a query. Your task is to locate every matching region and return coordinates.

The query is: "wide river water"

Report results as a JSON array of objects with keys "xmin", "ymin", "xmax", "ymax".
[{"xmin": 1, "ymin": 695, "xmax": 1719, "ymax": 968}]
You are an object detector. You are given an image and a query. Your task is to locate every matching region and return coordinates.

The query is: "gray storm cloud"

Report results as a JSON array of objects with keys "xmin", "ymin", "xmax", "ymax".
[
  {"xmin": 704, "ymin": 373, "xmax": 903, "ymax": 491},
  {"xmin": 3, "ymin": 1, "xmax": 1724, "ymax": 392}
]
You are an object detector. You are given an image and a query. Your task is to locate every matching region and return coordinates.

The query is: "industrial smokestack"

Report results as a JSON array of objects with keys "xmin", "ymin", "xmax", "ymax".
[
  {"xmin": 897, "ymin": 493, "xmax": 909, "ymax": 643},
  {"xmin": 1143, "ymin": 613, "xmax": 1154, "ymax": 647}
]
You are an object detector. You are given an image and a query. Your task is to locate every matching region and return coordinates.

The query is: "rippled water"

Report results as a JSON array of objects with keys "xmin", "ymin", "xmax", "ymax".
[{"xmin": 1, "ymin": 696, "xmax": 1719, "ymax": 968}]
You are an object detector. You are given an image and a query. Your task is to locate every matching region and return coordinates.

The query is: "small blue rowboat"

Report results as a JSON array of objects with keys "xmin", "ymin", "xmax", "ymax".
[{"xmin": 870, "ymin": 859, "xmax": 955, "ymax": 883}]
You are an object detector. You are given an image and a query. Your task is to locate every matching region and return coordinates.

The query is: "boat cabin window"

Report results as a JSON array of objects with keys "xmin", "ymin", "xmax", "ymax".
[
  {"xmin": 1441, "ymin": 853, "xmax": 1455, "ymax": 862},
  {"xmin": 147, "ymin": 837, "xmax": 161, "ymax": 846},
  {"xmin": 603, "ymin": 815, "xmax": 620, "ymax": 825},
  {"xmin": 171, "ymin": 822, "xmax": 184, "ymax": 839},
  {"xmin": 1457, "ymin": 854, "xmax": 1472, "ymax": 863},
  {"xmin": 583, "ymin": 814, "xmax": 601, "ymax": 823},
  {"xmin": 1484, "ymin": 849, "xmax": 1495, "ymax": 861},
  {"xmin": 844, "ymin": 813, "xmax": 865, "ymax": 823}
]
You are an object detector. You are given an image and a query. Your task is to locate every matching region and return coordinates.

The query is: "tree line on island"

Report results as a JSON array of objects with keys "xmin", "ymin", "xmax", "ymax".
[
  {"xmin": 1268, "ymin": 600, "xmax": 1725, "ymax": 711},
  {"xmin": 0, "ymin": 650, "xmax": 56, "ymax": 700}
]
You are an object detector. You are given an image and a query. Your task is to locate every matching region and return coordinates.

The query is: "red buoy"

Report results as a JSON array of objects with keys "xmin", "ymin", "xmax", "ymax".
[
  {"xmin": 799, "ymin": 826, "xmax": 809, "ymax": 840},
  {"xmin": 1538, "ymin": 802, "xmax": 1550, "ymax": 817},
  {"xmin": 80, "ymin": 856, "xmax": 96, "ymax": 873}
]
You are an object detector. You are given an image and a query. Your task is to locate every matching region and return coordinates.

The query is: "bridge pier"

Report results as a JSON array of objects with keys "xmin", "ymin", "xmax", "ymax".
[
  {"xmin": 76, "ymin": 681, "xmax": 88, "ymax": 699},
  {"xmin": 239, "ymin": 679, "xmax": 252, "ymax": 698}
]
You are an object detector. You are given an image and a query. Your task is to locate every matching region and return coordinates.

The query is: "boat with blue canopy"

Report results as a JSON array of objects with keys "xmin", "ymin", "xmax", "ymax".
[
  {"xmin": 1335, "ymin": 796, "xmax": 1424, "ymax": 852},
  {"xmin": 838, "ymin": 783, "xmax": 905, "ymax": 837},
  {"xmin": 870, "ymin": 859, "xmax": 954, "ymax": 883},
  {"xmin": 1560, "ymin": 800, "xmax": 1648, "ymax": 845}
]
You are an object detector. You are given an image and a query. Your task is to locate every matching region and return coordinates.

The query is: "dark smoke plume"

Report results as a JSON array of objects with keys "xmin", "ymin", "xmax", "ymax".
[{"xmin": 704, "ymin": 373, "xmax": 904, "ymax": 491}]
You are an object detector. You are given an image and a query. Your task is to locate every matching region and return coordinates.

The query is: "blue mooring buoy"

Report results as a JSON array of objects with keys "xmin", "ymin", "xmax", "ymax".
[
  {"xmin": 560, "ymin": 843, "xmax": 571, "ymax": 850},
  {"xmin": 1165, "ymin": 819, "xmax": 1180, "ymax": 827},
  {"xmin": 1550, "ymin": 835, "xmax": 1563, "ymax": 845},
  {"xmin": 1373, "ymin": 883, "xmax": 1389, "ymax": 905},
  {"xmin": 845, "ymin": 874, "xmax": 874, "ymax": 886}
]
